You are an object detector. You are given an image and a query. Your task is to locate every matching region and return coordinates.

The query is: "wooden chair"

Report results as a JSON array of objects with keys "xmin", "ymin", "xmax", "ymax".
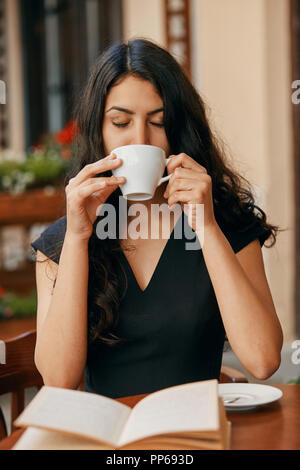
[
  {"xmin": 0, "ymin": 330, "xmax": 247, "ymax": 441},
  {"xmin": 0, "ymin": 331, "xmax": 43, "ymax": 439}
]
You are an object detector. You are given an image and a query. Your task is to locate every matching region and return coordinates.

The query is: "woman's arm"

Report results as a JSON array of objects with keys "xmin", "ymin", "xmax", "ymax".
[
  {"xmin": 163, "ymin": 152, "xmax": 282, "ymax": 379},
  {"xmin": 34, "ymin": 154, "xmax": 125, "ymax": 389},
  {"xmin": 200, "ymin": 223, "xmax": 283, "ymax": 380},
  {"xmin": 34, "ymin": 234, "xmax": 89, "ymax": 389}
]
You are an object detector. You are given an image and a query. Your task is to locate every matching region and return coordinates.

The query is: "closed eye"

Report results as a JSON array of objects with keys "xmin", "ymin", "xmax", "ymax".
[
  {"xmin": 152, "ymin": 123, "xmax": 164, "ymax": 127},
  {"xmin": 112, "ymin": 122, "xmax": 164, "ymax": 128}
]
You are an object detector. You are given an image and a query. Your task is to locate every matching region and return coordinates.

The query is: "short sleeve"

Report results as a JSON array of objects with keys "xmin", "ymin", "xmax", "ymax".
[
  {"xmin": 31, "ymin": 216, "xmax": 67, "ymax": 264},
  {"xmin": 222, "ymin": 220, "xmax": 271, "ymax": 254}
]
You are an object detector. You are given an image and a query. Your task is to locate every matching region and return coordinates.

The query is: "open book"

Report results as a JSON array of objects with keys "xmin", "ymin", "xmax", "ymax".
[{"xmin": 13, "ymin": 379, "xmax": 230, "ymax": 450}]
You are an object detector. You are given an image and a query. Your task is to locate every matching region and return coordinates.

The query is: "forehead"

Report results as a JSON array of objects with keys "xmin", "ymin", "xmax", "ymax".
[{"xmin": 105, "ymin": 75, "xmax": 163, "ymax": 109}]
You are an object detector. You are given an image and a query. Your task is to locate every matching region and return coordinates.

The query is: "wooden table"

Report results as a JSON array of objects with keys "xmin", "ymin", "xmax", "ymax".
[
  {"xmin": 0, "ymin": 385, "xmax": 299, "ymax": 450},
  {"xmin": 0, "ymin": 317, "xmax": 36, "ymax": 341}
]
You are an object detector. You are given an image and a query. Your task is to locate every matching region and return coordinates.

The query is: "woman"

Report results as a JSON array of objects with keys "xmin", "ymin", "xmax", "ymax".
[{"xmin": 32, "ymin": 39, "xmax": 283, "ymax": 398}]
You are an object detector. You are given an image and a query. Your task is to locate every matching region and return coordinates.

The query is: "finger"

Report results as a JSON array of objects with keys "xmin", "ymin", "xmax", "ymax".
[
  {"xmin": 90, "ymin": 180, "xmax": 123, "ymax": 202},
  {"xmin": 167, "ymin": 153, "xmax": 207, "ymax": 174},
  {"xmin": 67, "ymin": 154, "xmax": 123, "ymax": 187},
  {"xmin": 90, "ymin": 177, "xmax": 129, "ymax": 204},
  {"xmin": 166, "ymin": 170, "xmax": 211, "ymax": 195},
  {"xmin": 79, "ymin": 175, "xmax": 126, "ymax": 188},
  {"xmin": 167, "ymin": 189, "xmax": 199, "ymax": 208},
  {"xmin": 164, "ymin": 178, "xmax": 195, "ymax": 199},
  {"xmin": 72, "ymin": 179, "xmax": 122, "ymax": 203},
  {"xmin": 168, "ymin": 167, "xmax": 207, "ymax": 187}
]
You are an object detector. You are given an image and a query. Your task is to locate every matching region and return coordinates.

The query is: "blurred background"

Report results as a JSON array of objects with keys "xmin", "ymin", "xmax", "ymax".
[{"xmin": 0, "ymin": 0, "xmax": 299, "ymax": 386}]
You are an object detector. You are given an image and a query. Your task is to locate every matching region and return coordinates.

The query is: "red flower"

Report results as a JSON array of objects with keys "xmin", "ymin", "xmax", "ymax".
[
  {"xmin": 60, "ymin": 147, "xmax": 72, "ymax": 160},
  {"xmin": 0, "ymin": 285, "xmax": 5, "ymax": 297},
  {"xmin": 31, "ymin": 142, "xmax": 45, "ymax": 152},
  {"xmin": 54, "ymin": 119, "xmax": 78, "ymax": 146}
]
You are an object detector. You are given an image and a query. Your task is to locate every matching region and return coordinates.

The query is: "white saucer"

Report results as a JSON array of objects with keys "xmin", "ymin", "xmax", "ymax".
[{"xmin": 218, "ymin": 383, "xmax": 283, "ymax": 411}]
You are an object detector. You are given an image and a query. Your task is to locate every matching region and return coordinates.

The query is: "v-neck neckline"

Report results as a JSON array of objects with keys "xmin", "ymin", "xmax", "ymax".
[{"xmin": 119, "ymin": 210, "xmax": 183, "ymax": 294}]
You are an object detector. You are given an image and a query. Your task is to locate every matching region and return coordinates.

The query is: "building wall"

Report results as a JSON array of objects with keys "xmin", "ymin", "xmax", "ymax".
[
  {"xmin": 123, "ymin": 0, "xmax": 296, "ymax": 343},
  {"xmin": 122, "ymin": 0, "xmax": 166, "ymax": 47},
  {"xmin": 5, "ymin": 0, "xmax": 25, "ymax": 154},
  {"xmin": 190, "ymin": 0, "xmax": 295, "ymax": 342}
]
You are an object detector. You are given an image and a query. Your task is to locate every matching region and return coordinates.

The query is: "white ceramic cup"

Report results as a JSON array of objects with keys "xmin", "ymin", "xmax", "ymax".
[{"xmin": 110, "ymin": 144, "xmax": 173, "ymax": 201}]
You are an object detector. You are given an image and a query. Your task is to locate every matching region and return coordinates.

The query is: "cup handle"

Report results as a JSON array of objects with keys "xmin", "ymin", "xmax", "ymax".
[{"xmin": 157, "ymin": 157, "xmax": 173, "ymax": 186}]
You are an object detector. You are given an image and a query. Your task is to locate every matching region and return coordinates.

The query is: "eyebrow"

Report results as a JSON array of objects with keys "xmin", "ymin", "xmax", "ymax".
[{"xmin": 106, "ymin": 106, "xmax": 164, "ymax": 116}]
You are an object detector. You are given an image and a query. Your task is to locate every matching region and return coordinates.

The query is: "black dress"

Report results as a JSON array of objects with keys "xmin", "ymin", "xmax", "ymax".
[{"xmin": 31, "ymin": 210, "xmax": 271, "ymax": 398}]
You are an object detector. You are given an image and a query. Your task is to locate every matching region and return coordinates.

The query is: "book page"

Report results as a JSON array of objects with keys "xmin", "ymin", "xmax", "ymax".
[
  {"xmin": 14, "ymin": 386, "xmax": 131, "ymax": 447},
  {"xmin": 13, "ymin": 427, "xmax": 114, "ymax": 450},
  {"xmin": 118, "ymin": 380, "xmax": 219, "ymax": 447}
]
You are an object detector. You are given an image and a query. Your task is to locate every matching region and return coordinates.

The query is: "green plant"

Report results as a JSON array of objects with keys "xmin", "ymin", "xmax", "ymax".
[
  {"xmin": 0, "ymin": 119, "xmax": 77, "ymax": 195},
  {"xmin": 0, "ymin": 149, "xmax": 69, "ymax": 194},
  {"xmin": 21, "ymin": 150, "xmax": 68, "ymax": 186},
  {"xmin": 0, "ymin": 289, "xmax": 37, "ymax": 319}
]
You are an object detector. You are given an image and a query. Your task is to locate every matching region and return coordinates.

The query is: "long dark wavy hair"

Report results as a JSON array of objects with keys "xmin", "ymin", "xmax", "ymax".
[{"xmin": 38, "ymin": 38, "xmax": 283, "ymax": 348}]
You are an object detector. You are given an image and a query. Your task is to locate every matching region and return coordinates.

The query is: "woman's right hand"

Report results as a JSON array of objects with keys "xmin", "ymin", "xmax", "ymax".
[{"xmin": 65, "ymin": 153, "xmax": 125, "ymax": 241}]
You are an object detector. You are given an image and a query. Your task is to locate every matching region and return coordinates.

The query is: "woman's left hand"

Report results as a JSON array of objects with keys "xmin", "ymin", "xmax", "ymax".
[{"xmin": 164, "ymin": 153, "xmax": 217, "ymax": 233}]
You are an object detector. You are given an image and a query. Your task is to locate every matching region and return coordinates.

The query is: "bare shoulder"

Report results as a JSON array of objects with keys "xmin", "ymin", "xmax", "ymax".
[
  {"xmin": 35, "ymin": 249, "xmax": 59, "ymax": 296},
  {"xmin": 35, "ymin": 248, "xmax": 59, "ymax": 273}
]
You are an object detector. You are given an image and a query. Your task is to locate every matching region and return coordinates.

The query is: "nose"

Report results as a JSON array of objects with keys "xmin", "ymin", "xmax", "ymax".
[{"xmin": 130, "ymin": 121, "xmax": 150, "ymax": 145}]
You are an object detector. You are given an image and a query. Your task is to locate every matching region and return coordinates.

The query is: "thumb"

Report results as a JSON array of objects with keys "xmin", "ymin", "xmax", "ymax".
[{"xmin": 91, "ymin": 182, "xmax": 120, "ymax": 214}]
